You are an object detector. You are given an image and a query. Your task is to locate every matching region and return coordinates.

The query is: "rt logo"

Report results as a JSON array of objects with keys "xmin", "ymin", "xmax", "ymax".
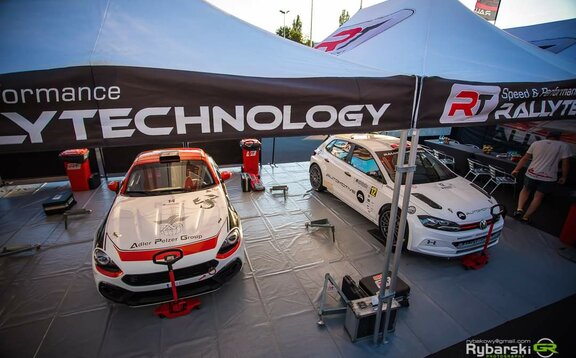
[
  {"xmin": 533, "ymin": 338, "xmax": 558, "ymax": 358},
  {"xmin": 440, "ymin": 84, "xmax": 500, "ymax": 124}
]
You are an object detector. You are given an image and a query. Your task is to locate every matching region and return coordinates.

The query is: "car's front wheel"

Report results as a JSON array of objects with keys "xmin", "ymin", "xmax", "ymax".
[
  {"xmin": 309, "ymin": 164, "xmax": 326, "ymax": 192},
  {"xmin": 378, "ymin": 206, "xmax": 409, "ymax": 251}
]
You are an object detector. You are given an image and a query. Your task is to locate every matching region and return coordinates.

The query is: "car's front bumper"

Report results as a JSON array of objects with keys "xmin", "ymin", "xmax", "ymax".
[
  {"xmin": 97, "ymin": 258, "xmax": 243, "ymax": 306},
  {"xmin": 408, "ymin": 217, "xmax": 504, "ymax": 258}
]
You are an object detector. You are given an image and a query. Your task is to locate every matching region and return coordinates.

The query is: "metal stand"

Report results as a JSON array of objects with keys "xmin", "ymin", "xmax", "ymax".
[
  {"xmin": 305, "ymin": 218, "xmax": 335, "ymax": 243},
  {"xmin": 270, "ymin": 185, "xmax": 288, "ymax": 200},
  {"xmin": 64, "ymin": 208, "xmax": 92, "ymax": 229},
  {"xmin": 0, "ymin": 244, "xmax": 40, "ymax": 257},
  {"xmin": 317, "ymin": 273, "xmax": 350, "ymax": 326}
]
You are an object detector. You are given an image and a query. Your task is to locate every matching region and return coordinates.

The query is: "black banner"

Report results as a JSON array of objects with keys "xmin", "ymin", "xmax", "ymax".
[
  {"xmin": 474, "ymin": 0, "xmax": 501, "ymax": 21},
  {"xmin": 0, "ymin": 66, "xmax": 415, "ymax": 153},
  {"xmin": 417, "ymin": 77, "xmax": 576, "ymax": 129}
]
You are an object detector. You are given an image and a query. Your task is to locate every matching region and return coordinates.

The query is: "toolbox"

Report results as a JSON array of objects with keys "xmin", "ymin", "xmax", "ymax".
[
  {"xmin": 344, "ymin": 296, "xmax": 400, "ymax": 342},
  {"xmin": 341, "ymin": 275, "xmax": 369, "ymax": 301},
  {"xmin": 359, "ymin": 271, "xmax": 411, "ymax": 307},
  {"xmin": 42, "ymin": 190, "xmax": 76, "ymax": 215}
]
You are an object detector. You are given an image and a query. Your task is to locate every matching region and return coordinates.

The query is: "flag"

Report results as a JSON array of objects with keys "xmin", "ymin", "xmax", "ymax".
[{"xmin": 474, "ymin": 0, "xmax": 501, "ymax": 21}]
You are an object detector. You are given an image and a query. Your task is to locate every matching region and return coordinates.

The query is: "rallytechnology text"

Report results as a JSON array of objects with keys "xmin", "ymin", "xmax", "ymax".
[{"xmin": 465, "ymin": 338, "xmax": 559, "ymax": 358}]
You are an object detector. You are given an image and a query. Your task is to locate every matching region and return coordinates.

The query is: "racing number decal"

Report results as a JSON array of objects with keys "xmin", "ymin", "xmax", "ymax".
[{"xmin": 370, "ymin": 186, "xmax": 378, "ymax": 197}]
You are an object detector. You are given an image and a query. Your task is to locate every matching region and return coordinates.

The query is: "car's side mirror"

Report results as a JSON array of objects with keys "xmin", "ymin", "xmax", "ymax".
[
  {"xmin": 107, "ymin": 181, "xmax": 120, "ymax": 193},
  {"xmin": 220, "ymin": 171, "xmax": 232, "ymax": 181}
]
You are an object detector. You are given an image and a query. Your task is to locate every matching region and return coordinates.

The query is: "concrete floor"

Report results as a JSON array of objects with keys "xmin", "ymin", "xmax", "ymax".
[{"xmin": 0, "ymin": 162, "xmax": 575, "ymax": 358}]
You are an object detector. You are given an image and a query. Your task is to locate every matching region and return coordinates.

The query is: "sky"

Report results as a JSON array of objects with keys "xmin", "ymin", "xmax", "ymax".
[{"xmin": 205, "ymin": 0, "xmax": 576, "ymax": 43}]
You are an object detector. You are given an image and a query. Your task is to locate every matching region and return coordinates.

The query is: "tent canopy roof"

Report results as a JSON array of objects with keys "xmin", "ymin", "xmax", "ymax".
[
  {"xmin": 0, "ymin": 0, "xmax": 395, "ymax": 78},
  {"xmin": 318, "ymin": 0, "xmax": 576, "ymax": 82}
]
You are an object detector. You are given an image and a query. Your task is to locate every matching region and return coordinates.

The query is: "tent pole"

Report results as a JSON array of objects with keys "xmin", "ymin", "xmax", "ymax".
[
  {"xmin": 373, "ymin": 129, "xmax": 409, "ymax": 344},
  {"xmin": 382, "ymin": 128, "xmax": 419, "ymax": 346}
]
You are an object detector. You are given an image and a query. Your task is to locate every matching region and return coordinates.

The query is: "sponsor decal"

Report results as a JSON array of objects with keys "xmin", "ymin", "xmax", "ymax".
[
  {"xmin": 425, "ymin": 239, "xmax": 437, "ymax": 246},
  {"xmin": 326, "ymin": 173, "xmax": 354, "ymax": 194},
  {"xmin": 0, "ymin": 88, "xmax": 392, "ymax": 146},
  {"xmin": 464, "ymin": 337, "xmax": 558, "ymax": 357},
  {"xmin": 316, "ymin": 9, "xmax": 414, "ymax": 55},
  {"xmin": 440, "ymin": 84, "xmax": 500, "ymax": 124},
  {"xmin": 370, "ymin": 186, "xmax": 378, "ymax": 197},
  {"xmin": 457, "ymin": 211, "xmax": 467, "ymax": 220},
  {"xmin": 438, "ymin": 182, "xmax": 454, "ymax": 189},
  {"xmin": 355, "ymin": 178, "xmax": 368, "ymax": 189},
  {"xmin": 439, "ymin": 83, "xmax": 576, "ymax": 125},
  {"xmin": 466, "ymin": 207, "xmax": 489, "ymax": 215},
  {"xmin": 193, "ymin": 194, "xmax": 218, "ymax": 209},
  {"xmin": 157, "ymin": 214, "xmax": 187, "ymax": 236},
  {"xmin": 130, "ymin": 241, "xmax": 151, "ymax": 249},
  {"xmin": 356, "ymin": 190, "xmax": 365, "ymax": 203}
]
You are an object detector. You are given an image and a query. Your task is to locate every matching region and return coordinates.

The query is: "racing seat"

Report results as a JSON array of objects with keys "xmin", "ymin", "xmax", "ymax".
[
  {"xmin": 482, "ymin": 165, "xmax": 517, "ymax": 196},
  {"xmin": 464, "ymin": 158, "xmax": 490, "ymax": 183}
]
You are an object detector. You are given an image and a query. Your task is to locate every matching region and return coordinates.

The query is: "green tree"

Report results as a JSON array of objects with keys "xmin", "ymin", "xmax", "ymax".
[
  {"xmin": 275, "ymin": 15, "xmax": 306, "ymax": 45},
  {"xmin": 275, "ymin": 26, "xmax": 291, "ymax": 38},
  {"xmin": 339, "ymin": 9, "xmax": 350, "ymax": 26}
]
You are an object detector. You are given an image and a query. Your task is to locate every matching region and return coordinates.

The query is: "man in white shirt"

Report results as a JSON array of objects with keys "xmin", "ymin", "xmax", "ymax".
[{"xmin": 511, "ymin": 131, "xmax": 571, "ymax": 223}]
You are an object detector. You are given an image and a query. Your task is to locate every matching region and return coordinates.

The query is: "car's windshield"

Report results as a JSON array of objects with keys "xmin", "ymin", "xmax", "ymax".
[
  {"xmin": 376, "ymin": 149, "xmax": 457, "ymax": 184},
  {"xmin": 125, "ymin": 160, "xmax": 216, "ymax": 196}
]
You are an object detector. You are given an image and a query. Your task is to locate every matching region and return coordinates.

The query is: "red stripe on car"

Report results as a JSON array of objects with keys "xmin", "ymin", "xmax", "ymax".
[{"xmin": 114, "ymin": 236, "xmax": 218, "ymax": 262}]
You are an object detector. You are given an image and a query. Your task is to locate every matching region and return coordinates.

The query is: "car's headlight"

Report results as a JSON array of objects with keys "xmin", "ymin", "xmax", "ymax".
[
  {"xmin": 418, "ymin": 215, "xmax": 460, "ymax": 231},
  {"xmin": 217, "ymin": 227, "xmax": 241, "ymax": 258},
  {"xmin": 93, "ymin": 248, "xmax": 123, "ymax": 277}
]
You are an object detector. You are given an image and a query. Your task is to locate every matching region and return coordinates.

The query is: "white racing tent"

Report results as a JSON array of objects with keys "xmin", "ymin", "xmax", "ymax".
[
  {"xmin": 0, "ymin": 0, "xmax": 417, "ymax": 154},
  {"xmin": 505, "ymin": 19, "xmax": 576, "ymax": 61},
  {"xmin": 316, "ymin": 0, "xmax": 576, "ymax": 343}
]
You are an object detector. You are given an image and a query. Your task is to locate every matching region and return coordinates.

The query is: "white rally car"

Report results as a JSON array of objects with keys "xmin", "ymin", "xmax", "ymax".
[
  {"xmin": 309, "ymin": 134, "xmax": 504, "ymax": 258},
  {"xmin": 93, "ymin": 149, "xmax": 244, "ymax": 306}
]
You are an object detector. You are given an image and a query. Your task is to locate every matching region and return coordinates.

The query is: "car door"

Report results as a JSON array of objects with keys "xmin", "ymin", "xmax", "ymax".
[
  {"xmin": 322, "ymin": 139, "xmax": 358, "ymax": 207},
  {"xmin": 348, "ymin": 144, "xmax": 388, "ymax": 223}
]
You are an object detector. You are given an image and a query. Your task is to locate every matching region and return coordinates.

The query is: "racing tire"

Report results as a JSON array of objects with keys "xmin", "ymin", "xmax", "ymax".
[
  {"xmin": 378, "ymin": 206, "xmax": 409, "ymax": 251},
  {"xmin": 309, "ymin": 164, "xmax": 326, "ymax": 192}
]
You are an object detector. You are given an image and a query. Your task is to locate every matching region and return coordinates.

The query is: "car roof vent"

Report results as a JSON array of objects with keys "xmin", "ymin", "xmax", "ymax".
[
  {"xmin": 412, "ymin": 193, "xmax": 442, "ymax": 209},
  {"xmin": 159, "ymin": 151, "xmax": 181, "ymax": 163}
]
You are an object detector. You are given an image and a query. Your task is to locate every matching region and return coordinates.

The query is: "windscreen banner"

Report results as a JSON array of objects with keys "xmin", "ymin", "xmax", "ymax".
[
  {"xmin": 0, "ymin": 66, "xmax": 416, "ymax": 153},
  {"xmin": 474, "ymin": 0, "xmax": 501, "ymax": 21},
  {"xmin": 416, "ymin": 77, "xmax": 576, "ymax": 128}
]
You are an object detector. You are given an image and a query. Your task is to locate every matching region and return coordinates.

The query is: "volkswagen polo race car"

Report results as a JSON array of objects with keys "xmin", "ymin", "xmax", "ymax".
[
  {"xmin": 309, "ymin": 134, "xmax": 504, "ymax": 258},
  {"xmin": 93, "ymin": 149, "xmax": 244, "ymax": 306}
]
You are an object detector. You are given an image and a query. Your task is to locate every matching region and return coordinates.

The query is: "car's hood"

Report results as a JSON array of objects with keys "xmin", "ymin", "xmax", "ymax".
[
  {"xmin": 411, "ymin": 177, "xmax": 496, "ymax": 222},
  {"xmin": 105, "ymin": 187, "xmax": 227, "ymax": 252}
]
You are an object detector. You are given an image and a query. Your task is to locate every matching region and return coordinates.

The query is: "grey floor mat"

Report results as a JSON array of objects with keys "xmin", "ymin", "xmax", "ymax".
[{"xmin": 0, "ymin": 162, "xmax": 574, "ymax": 358}]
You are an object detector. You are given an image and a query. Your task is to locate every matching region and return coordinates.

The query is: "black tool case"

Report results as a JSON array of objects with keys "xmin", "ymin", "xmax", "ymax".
[
  {"xmin": 42, "ymin": 191, "xmax": 76, "ymax": 215},
  {"xmin": 341, "ymin": 275, "xmax": 369, "ymax": 301},
  {"xmin": 359, "ymin": 271, "xmax": 411, "ymax": 307}
]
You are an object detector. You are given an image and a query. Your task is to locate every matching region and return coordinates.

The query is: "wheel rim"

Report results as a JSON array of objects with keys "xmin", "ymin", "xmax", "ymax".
[
  {"xmin": 310, "ymin": 166, "xmax": 321, "ymax": 189},
  {"xmin": 380, "ymin": 209, "xmax": 399, "ymax": 245}
]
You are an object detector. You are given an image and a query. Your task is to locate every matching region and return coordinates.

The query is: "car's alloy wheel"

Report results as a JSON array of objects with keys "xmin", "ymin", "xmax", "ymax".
[
  {"xmin": 379, "ymin": 207, "xmax": 408, "ymax": 250},
  {"xmin": 309, "ymin": 164, "xmax": 326, "ymax": 192}
]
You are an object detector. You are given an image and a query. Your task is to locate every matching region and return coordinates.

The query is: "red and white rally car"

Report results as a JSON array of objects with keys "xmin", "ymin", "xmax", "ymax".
[{"xmin": 93, "ymin": 148, "xmax": 244, "ymax": 306}]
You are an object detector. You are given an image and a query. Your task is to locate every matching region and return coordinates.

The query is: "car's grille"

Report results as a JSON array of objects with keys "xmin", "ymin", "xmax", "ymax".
[
  {"xmin": 121, "ymin": 259, "xmax": 219, "ymax": 286},
  {"xmin": 458, "ymin": 216, "xmax": 499, "ymax": 231},
  {"xmin": 453, "ymin": 230, "xmax": 501, "ymax": 253}
]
